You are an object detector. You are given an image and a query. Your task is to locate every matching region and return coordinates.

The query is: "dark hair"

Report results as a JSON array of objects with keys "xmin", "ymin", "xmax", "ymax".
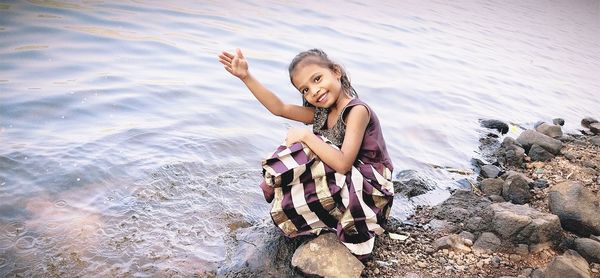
[{"xmin": 288, "ymin": 49, "xmax": 358, "ymax": 108}]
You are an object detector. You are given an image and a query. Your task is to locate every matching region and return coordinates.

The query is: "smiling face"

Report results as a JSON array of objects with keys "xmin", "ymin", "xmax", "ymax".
[{"xmin": 291, "ymin": 62, "xmax": 343, "ymax": 109}]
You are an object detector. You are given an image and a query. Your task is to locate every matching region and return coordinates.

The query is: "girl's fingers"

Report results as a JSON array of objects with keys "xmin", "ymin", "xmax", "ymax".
[
  {"xmin": 218, "ymin": 59, "xmax": 231, "ymax": 67},
  {"xmin": 224, "ymin": 66, "xmax": 234, "ymax": 75},
  {"xmin": 218, "ymin": 54, "xmax": 232, "ymax": 63},
  {"xmin": 221, "ymin": 51, "xmax": 235, "ymax": 59},
  {"xmin": 236, "ymin": 48, "xmax": 244, "ymax": 59}
]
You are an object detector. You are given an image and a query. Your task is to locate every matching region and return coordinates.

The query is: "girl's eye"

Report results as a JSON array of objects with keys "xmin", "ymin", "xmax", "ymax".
[
  {"xmin": 301, "ymin": 88, "xmax": 308, "ymax": 94},
  {"xmin": 314, "ymin": 76, "xmax": 321, "ymax": 82}
]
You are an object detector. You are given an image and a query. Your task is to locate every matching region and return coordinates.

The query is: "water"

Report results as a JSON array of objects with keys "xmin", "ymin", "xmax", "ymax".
[{"xmin": 1, "ymin": 0, "xmax": 599, "ymax": 276}]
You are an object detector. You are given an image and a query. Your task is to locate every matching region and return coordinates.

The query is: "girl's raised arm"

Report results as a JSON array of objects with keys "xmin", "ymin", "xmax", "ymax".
[{"xmin": 218, "ymin": 49, "xmax": 314, "ymax": 124}]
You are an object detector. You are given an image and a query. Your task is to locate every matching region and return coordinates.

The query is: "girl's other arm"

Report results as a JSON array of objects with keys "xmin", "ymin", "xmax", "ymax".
[
  {"xmin": 218, "ymin": 49, "xmax": 314, "ymax": 124},
  {"xmin": 289, "ymin": 105, "xmax": 369, "ymax": 173}
]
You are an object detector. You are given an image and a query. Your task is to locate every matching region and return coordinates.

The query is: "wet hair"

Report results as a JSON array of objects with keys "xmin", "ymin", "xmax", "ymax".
[{"xmin": 288, "ymin": 49, "xmax": 358, "ymax": 108}]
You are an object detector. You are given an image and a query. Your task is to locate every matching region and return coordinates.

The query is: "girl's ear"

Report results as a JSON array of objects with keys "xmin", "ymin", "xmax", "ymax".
[{"xmin": 331, "ymin": 64, "xmax": 342, "ymax": 79}]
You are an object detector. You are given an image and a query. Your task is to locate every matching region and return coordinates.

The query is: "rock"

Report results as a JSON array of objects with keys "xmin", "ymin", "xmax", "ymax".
[
  {"xmin": 553, "ymin": 118, "xmax": 565, "ymax": 126},
  {"xmin": 522, "ymin": 267, "xmax": 533, "ymax": 277},
  {"xmin": 473, "ymin": 232, "xmax": 502, "ymax": 253},
  {"xmin": 480, "ymin": 178, "xmax": 504, "ymax": 196},
  {"xmin": 481, "ymin": 164, "xmax": 502, "ymax": 179},
  {"xmin": 528, "ymin": 144, "xmax": 555, "ymax": 162},
  {"xmin": 574, "ymin": 238, "xmax": 600, "ymax": 263},
  {"xmin": 393, "ymin": 170, "xmax": 436, "ymax": 197},
  {"xmin": 549, "ymin": 181, "xmax": 600, "ymax": 237},
  {"xmin": 544, "ymin": 250, "xmax": 591, "ymax": 278},
  {"xmin": 426, "ymin": 219, "xmax": 459, "ymax": 234},
  {"xmin": 404, "ymin": 272, "xmax": 420, "ymax": 278},
  {"xmin": 480, "ymin": 119, "xmax": 509, "ymax": 134},
  {"xmin": 490, "ymin": 202, "xmax": 562, "ymax": 244},
  {"xmin": 496, "ymin": 137, "xmax": 526, "ymax": 168},
  {"xmin": 582, "ymin": 117, "xmax": 599, "ymax": 129},
  {"xmin": 536, "ymin": 122, "xmax": 563, "ymax": 138},
  {"xmin": 530, "ymin": 268, "xmax": 544, "ymax": 278},
  {"xmin": 218, "ymin": 222, "xmax": 301, "ymax": 277},
  {"xmin": 433, "ymin": 234, "xmax": 472, "ymax": 252},
  {"xmin": 291, "ymin": 233, "xmax": 364, "ymax": 278},
  {"xmin": 466, "ymin": 216, "xmax": 486, "ymax": 232},
  {"xmin": 591, "ymin": 136, "xmax": 600, "ymax": 147},
  {"xmin": 590, "ymin": 123, "xmax": 600, "ymax": 135},
  {"xmin": 516, "ymin": 244, "xmax": 529, "ymax": 256},
  {"xmin": 433, "ymin": 190, "xmax": 493, "ymax": 226},
  {"xmin": 502, "ymin": 172, "xmax": 532, "ymax": 204},
  {"xmin": 488, "ymin": 195, "xmax": 505, "ymax": 203},
  {"xmin": 532, "ymin": 179, "xmax": 549, "ymax": 189},
  {"xmin": 517, "ymin": 129, "xmax": 563, "ymax": 155},
  {"xmin": 459, "ymin": 231, "xmax": 476, "ymax": 243}
]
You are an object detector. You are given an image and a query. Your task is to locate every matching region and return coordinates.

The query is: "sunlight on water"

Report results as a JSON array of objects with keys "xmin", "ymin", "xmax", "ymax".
[{"xmin": 1, "ymin": 0, "xmax": 599, "ymax": 275}]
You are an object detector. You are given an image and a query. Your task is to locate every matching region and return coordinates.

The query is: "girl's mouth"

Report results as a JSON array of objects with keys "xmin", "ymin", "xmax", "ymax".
[{"xmin": 317, "ymin": 92, "xmax": 328, "ymax": 103}]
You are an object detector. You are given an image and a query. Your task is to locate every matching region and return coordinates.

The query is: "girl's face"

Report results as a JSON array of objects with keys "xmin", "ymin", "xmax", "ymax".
[{"xmin": 291, "ymin": 63, "xmax": 343, "ymax": 109}]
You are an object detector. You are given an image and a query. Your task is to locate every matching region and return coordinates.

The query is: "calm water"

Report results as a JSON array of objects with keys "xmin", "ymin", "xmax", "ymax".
[{"xmin": 1, "ymin": 0, "xmax": 599, "ymax": 276}]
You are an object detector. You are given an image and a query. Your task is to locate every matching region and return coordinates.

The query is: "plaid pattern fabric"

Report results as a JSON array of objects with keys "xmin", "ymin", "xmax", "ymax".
[{"xmin": 260, "ymin": 136, "xmax": 394, "ymax": 255}]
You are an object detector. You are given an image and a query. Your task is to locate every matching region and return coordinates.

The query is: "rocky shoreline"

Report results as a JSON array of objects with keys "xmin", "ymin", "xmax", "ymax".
[{"xmin": 217, "ymin": 116, "xmax": 600, "ymax": 278}]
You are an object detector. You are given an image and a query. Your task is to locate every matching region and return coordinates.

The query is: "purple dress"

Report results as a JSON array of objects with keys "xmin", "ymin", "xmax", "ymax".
[{"xmin": 260, "ymin": 98, "xmax": 394, "ymax": 255}]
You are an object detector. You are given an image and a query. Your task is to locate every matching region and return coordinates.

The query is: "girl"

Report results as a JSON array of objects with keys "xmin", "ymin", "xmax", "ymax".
[{"xmin": 218, "ymin": 48, "xmax": 394, "ymax": 259}]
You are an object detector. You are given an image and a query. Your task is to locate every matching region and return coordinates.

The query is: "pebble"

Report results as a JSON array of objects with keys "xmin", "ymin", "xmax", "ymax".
[
  {"xmin": 374, "ymin": 268, "xmax": 380, "ymax": 275},
  {"xmin": 417, "ymin": 261, "xmax": 427, "ymax": 268}
]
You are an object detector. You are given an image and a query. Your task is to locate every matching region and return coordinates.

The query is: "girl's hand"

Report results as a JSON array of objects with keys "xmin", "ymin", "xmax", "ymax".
[
  {"xmin": 286, "ymin": 127, "xmax": 310, "ymax": 146},
  {"xmin": 218, "ymin": 48, "xmax": 249, "ymax": 80}
]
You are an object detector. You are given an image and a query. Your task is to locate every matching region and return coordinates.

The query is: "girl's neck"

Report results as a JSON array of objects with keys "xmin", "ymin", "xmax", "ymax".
[{"xmin": 330, "ymin": 92, "xmax": 353, "ymax": 115}]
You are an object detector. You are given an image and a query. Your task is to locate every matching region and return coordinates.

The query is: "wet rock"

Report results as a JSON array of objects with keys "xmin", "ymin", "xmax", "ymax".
[
  {"xmin": 480, "ymin": 119, "xmax": 509, "ymax": 134},
  {"xmin": 528, "ymin": 144, "xmax": 555, "ymax": 162},
  {"xmin": 502, "ymin": 172, "xmax": 532, "ymax": 204},
  {"xmin": 496, "ymin": 137, "xmax": 526, "ymax": 168},
  {"xmin": 480, "ymin": 178, "xmax": 504, "ymax": 196},
  {"xmin": 473, "ymin": 232, "xmax": 501, "ymax": 253},
  {"xmin": 544, "ymin": 250, "xmax": 591, "ymax": 278},
  {"xmin": 549, "ymin": 181, "xmax": 600, "ymax": 237},
  {"xmin": 433, "ymin": 234, "xmax": 472, "ymax": 252},
  {"xmin": 393, "ymin": 170, "xmax": 436, "ymax": 197},
  {"xmin": 582, "ymin": 117, "xmax": 599, "ymax": 129},
  {"xmin": 553, "ymin": 118, "xmax": 565, "ymax": 126},
  {"xmin": 291, "ymin": 233, "xmax": 364, "ymax": 278},
  {"xmin": 536, "ymin": 122, "xmax": 563, "ymax": 138},
  {"xmin": 433, "ymin": 190, "xmax": 493, "ymax": 226},
  {"xmin": 481, "ymin": 164, "xmax": 502, "ymax": 179},
  {"xmin": 218, "ymin": 222, "xmax": 302, "ymax": 277},
  {"xmin": 574, "ymin": 238, "xmax": 600, "ymax": 264},
  {"xmin": 517, "ymin": 129, "xmax": 563, "ymax": 155},
  {"xmin": 490, "ymin": 202, "xmax": 562, "ymax": 244}
]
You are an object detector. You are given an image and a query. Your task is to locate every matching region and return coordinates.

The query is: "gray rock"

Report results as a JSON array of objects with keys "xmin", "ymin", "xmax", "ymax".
[
  {"xmin": 496, "ymin": 137, "xmax": 526, "ymax": 168},
  {"xmin": 532, "ymin": 179, "xmax": 549, "ymax": 189},
  {"xmin": 490, "ymin": 202, "xmax": 562, "ymax": 244},
  {"xmin": 459, "ymin": 231, "xmax": 475, "ymax": 242},
  {"xmin": 528, "ymin": 144, "xmax": 555, "ymax": 162},
  {"xmin": 480, "ymin": 178, "xmax": 504, "ymax": 196},
  {"xmin": 549, "ymin": 181, "xmax": 600, "ymax": 237},
  {"xmin": 393, "ymin": 170, "xmax": 436, "ymax": 197},
  {"xmin": 582, "ymin": 117, "xmax": 599, "ymax": 129},
  {"xmin": 433, "ymin": 190, "xmax": 493, "ymax": 225},
  {"xmin": 426, "ymin": 219, "xmax": 459, "ymax": 234},
  {"xmin": 516, "ymin": 129, "xmax": 563, "ymax": 155},
  {"xmin": 536, "ymin": 122, "xmax": 563, "ymax": 138},
  {"xmin": 488, "ymin": 195, "xmax": 505, "ymax": 203},
  {"xmin": 433, "ymin": 234, "xmax": 472, "ymax": 252},
  {"xmin": 473, "ymin": 232, "xmax": 502, "ymax": 253},
  {"xmin": 553, "ymin": 118, "xmax": 565, "ymax": 126},
  {"xmin": 480, "ymin": 119, "xmax": 509, "ymax": 134},
  {"xmin": 590, "ymin": 123, "xmax": 600, "ymax": 135},
  {"xmin": 591, "ymin": 136, "xmax": 600, "ymax": 147},
  {"xmin": 291, "ymin": 233, "xmax": 364, "ymax": 278},
  {"xmin": 218, "ymin": 222, "xmax": 302, "ymax": 277},
  {"xmin": 530, "ymin": 268, "xmax": 544, "ymax": 278},
  {"xmin": 481, "ymin": 164, "xmax": 502, "ymax": 178},
  {"xmin": 502, "ymin": 172, "xmax": 532, "ymax": 204},
  {"xmin": 544, "ymin": 250, "xmax": 591, "ymax": 278},
  {"xmin": 575, "ymin": 238, "xmax": 600, "ymax": 263}
]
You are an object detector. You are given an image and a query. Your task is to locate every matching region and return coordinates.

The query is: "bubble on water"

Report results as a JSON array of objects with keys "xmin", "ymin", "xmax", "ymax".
[
  {"xmin": 15, "ymin": 236, "xmax": 36, "ymax": 250},
  {"xmin": 77, "ymin": 178, "xmax": 80, "ymax": 181},
  {"xmin": 55, "ymin": 200, "xmax": 67, "ymax": 207},
  {"xmin": 61, "ymin": 115, "xmax": 65, "ymax": 119}
]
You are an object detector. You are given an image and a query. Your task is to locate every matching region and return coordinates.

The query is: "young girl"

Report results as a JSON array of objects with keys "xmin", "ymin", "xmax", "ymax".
[{"xmin": 218, "ymin": 48, "xmax": 394, "ymax": 259}]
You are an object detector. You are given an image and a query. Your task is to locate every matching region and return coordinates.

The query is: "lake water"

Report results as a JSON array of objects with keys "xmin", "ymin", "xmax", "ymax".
[{"xmin": 1, "ymin": 0, "xmax": 599, "ymax": 276}]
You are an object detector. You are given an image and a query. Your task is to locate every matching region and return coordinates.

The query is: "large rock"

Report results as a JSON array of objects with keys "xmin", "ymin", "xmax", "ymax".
[
  {"xmin": 502, "ymin": 172, "xmax": 532, "ymax": 205},
  {"xmin": 218, "ymin": 222, "xmax": 302, "ymax": 277},
  {"xmin": 549, "ymin": 181, "xmax": 600, "ymax": 237},
  {"xmin": 473, "ymin": 232, "xmax": 502, "ymax": 253},
  {"xmin": 516, "ymin": 129, "xmax": 563, "ymax": 155},
  {"xmin": 481, "ymin": 164, "xmax": 502, "ymax": 178},
  {"xmin": 574, "ymin": 238, "xmax": 600, "ymax": 263},
  {"xmin": 544, "ymin": 250, "xmax": 591, "ymax": 278},
  {"xmin": 480, "ymin": 119, "xmax": 509, "ymax": 134},
  {"xmin": 393, "ymin": 170, "xmax": 436, "ymax": 197},
  {"xmin": 479, "ymin": 178, "xmax": 504, "ymax": 196},
  {"xmin": 528, "ymin": 144, "xmax": 555, "ymax": 162},
  {"xmin": 536, "ymin": 122, "xmax": 563, "ymax": 138},
  {"xmin": 590, "ymin": 123, "xmax": 600, "ymax": 135},
  {"xmin": 291, "ymin": 233, "xmax": 364, "ymax": 278},
  {"xmin": 581, "ymin": 117, "xmax": 599, "ymax": 129},
  {"xmin": 490, "ymin": 202, "xmax": 562, "ymax": 245},
  {"xmin": 433, "ymin": 190, "xmax": 493, "ymax": 226}
]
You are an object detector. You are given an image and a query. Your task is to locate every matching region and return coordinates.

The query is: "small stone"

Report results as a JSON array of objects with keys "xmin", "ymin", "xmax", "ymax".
[
  {"xmin": 374, "ymin": 268, "xmax": 380, "ymax": 275},
  {"xmin": 522, "ymin": 268, "xmax": 533, "ymax": 277},
  {"xmin": 509, "ymin": 254, "xmax": 522, "ymax": 262},
  {"xmin": 417, "ymin": 261, "xmax": 427, "ymax": 268}
]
